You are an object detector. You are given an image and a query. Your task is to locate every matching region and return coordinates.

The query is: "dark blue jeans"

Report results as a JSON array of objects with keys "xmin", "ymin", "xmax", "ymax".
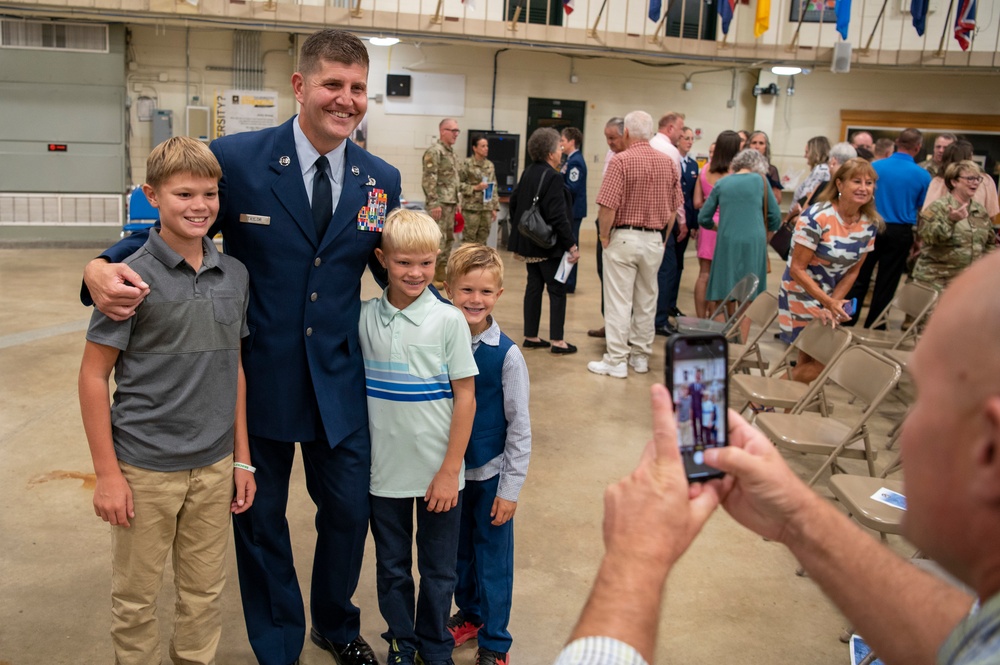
[
  {"xmin": 454, "ymin": 476, "xmax": 514, "ymax": 653},
  {"xmin": 370, "ymin": 494, "xmax": 463, "ymax": 661}
]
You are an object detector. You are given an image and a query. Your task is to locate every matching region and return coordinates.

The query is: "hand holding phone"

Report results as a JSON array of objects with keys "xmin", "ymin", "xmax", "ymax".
[{"xmin": 665, "ymin": 334, "xmax": 729, "ymax": 483}]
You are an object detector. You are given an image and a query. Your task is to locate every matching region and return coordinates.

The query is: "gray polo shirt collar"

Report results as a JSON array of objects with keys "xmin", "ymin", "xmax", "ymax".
[
  {"xmin": 146, "ymin": 229, "xmax": 223, "ymax": 273},
  {"xmin": 376, "ymin": 287, "xmax": 437, "ymax": 327}
]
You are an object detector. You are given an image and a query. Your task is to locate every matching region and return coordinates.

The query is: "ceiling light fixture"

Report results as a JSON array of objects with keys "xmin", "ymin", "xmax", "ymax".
[
  {"xmin": 770, "ymin": 65, "xmax": 802, "ymax": 76},
  {"xmin": 369, "ymin": 36, "xmax": 400, "ymax": 46}
]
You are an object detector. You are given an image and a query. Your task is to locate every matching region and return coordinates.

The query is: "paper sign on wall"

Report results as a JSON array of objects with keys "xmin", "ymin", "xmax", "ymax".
[{"xmin": 214, "ymin": 90, "xmax": 279, "ymax": 138}]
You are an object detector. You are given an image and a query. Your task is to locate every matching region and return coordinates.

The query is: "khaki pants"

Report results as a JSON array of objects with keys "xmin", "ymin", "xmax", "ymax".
[
  {"xmin": 434, "ymin": 203, "xmax": 457, "ymax": 281},
  {"xmin": 602, "ymin": 229, "xmax": 665, "ymax": 365},
  {"xmin": 110, "ymin": 455, "xmax": 233, "ymax": 665},
  {"xmin": 461, "ymin": 210, "xmax": 493, "ymax": 246}
]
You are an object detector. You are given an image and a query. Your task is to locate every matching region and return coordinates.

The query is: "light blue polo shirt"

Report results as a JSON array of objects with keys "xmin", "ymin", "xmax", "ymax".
[{"xmin": 359, "ymin": 287, "xmax": 478, "ymax": 498}]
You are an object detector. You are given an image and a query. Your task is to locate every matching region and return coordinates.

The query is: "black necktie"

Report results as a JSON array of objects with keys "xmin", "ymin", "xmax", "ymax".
[{"xmin": 312, "ymin": 156, "xmax": 332, "ymax": 240}]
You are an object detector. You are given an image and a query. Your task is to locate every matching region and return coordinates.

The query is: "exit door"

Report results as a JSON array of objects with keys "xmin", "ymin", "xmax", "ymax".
[{"xmin": 525, "ymin": 98, "xmax": 586, "ymax": 152}]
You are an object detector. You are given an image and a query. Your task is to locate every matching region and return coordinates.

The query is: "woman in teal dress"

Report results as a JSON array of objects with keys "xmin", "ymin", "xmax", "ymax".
[{"xmin": 698, "ymin": 149, "xmax": 782, "ymax": 305}]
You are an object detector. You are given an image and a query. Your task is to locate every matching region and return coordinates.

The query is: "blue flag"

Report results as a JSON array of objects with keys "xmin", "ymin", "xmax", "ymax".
[
  {"xmin": 835, "ymin": 0, "xmax": 851, "ymax": 39},
  {"xmin": 911, "ymin": 0, "xmax": 929, "ymax": 36},
  {"xmin": 649, "ymin": 0, "xmax": 662, "ymax": 22},
  {"xmin": 719, "ymin": 0, "xmax": 736, "ymax": 34}
]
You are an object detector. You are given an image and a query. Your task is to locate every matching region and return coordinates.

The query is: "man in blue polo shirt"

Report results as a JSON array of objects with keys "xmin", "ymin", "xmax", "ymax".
[{"xmin": 845, "ymin": 128, "xmax": 931, "ymax": 328}]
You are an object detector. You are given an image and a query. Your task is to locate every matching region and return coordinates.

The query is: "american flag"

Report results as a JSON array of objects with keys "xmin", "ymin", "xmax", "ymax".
[
  {"xmin": 954, "ymin": 0, "xmax": 976, "ymax": 51},
  {"xmin": 563, "ymin": 0, "xmax": 574, "ymax": 14}
]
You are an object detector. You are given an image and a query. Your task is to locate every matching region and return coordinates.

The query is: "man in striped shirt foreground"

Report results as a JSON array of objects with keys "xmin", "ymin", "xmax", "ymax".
[{"xmin": 556, "ymin": 253, "xmax": 1000, "ymax": 665}]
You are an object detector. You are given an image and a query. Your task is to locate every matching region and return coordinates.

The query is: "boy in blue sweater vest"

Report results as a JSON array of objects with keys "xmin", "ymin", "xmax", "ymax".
[{"xmin": 444, "ymin": 245, "xmax": 532, "ymax": 665}]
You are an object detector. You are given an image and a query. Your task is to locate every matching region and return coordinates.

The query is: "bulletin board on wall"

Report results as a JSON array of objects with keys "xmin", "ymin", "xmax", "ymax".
[
  {"xmin": 384, "ymin": 73, "xmax": 466, "ymax": 118},
  {"xmin": 841, "ymin": 110, "xmax": 1000, "ymax": 178}
]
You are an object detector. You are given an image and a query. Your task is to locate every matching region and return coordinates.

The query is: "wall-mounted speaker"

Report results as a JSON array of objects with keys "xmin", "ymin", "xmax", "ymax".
[
  {"xmin": 831, "ymin": 42, "xmax": 852, "ymax": 74},
  {"xmin": 386, "ymin": 74, "xmax": 411, "ymax": 97}
]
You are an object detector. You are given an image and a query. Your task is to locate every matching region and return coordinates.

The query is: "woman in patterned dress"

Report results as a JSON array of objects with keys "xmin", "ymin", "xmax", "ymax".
[{"xmin": 778, "ymin": 159, "xmax": 884, "ymax": 382}]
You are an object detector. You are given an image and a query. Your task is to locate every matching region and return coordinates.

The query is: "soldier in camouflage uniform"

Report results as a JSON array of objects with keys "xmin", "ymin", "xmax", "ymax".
[
  {"xmin": 458, "ymin": 133, "xmax": 499, "ymax": 246},
  {"xmin": 912, "ymin": 161, "xmax": 996, "ymax": 290},
  {"xmin": 423, "ymin": 118, "xmax": 461, "ymax": 284}
]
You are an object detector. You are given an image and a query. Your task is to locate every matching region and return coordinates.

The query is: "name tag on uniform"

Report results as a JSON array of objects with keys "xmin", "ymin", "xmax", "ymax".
[{"xmin": 239, "ymin": 213, "xmax": 271, "ymax": 225}]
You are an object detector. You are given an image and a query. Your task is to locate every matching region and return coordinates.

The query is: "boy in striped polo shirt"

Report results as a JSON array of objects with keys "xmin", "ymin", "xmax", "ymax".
[{"xmin": 359, "ymin": 208, "xmax": 478, "ymax": 665}]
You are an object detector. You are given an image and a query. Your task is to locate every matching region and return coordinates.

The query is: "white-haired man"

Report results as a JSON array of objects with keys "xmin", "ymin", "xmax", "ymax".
[{"xmin": 588, "ymin": 111, "xmax": 682, "ymax": 379}]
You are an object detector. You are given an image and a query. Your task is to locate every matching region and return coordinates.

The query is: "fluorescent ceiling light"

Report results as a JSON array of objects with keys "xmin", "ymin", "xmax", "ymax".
[
  {"xmin": 369, "ymin": 37, "xmax": 400, "ymax": 46},
  {"xmin": 771, "ymin": 66, "xmax": 802, "ymax": 76}
]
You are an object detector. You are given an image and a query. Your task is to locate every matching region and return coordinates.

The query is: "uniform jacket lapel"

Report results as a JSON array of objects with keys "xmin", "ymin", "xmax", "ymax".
[{"xmin": 269, "ymin": 120, "xmax": 317, "ymax": 246}]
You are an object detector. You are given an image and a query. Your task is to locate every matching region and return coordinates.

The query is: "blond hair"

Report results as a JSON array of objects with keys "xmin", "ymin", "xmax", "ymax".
[
  {"xmin": 381, "ymin": 208, "xmax": 441, "ymax": 254},
  {"xmin": 146, "ymin": 136, "xmax": 222, "ymax": 188},
  {"xmin": 447, "ymin": 243, "xmax": 504, "ymax": 287}
]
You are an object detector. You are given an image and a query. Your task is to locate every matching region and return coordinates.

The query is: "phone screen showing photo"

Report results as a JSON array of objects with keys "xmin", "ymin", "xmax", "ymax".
[{"xmin": 666, "ymin": 335, "xmax": 728, "ymax": 482}]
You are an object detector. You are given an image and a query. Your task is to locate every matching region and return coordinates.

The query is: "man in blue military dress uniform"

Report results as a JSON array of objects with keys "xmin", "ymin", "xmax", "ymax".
[
  {"xmin": 560, "ymin": 127, "xmax": 588, "ymax": 294},
  {"xmin": 82, "ymin": 29, "xmax": 399, "ymax": 665}
]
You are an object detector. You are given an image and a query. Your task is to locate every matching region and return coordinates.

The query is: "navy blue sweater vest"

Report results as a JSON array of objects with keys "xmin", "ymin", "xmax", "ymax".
[{"xmin": 467, "ymin": 332, "xmax": 514, "ymax": 469}]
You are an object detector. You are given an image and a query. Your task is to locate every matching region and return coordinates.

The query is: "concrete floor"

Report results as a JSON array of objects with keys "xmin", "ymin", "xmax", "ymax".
[{"xmin": 0, "ymin": 234, "xmax": 912, "ymax": 664}]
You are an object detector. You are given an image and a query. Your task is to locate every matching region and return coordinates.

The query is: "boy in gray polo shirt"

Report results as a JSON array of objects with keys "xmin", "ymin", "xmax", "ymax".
[
  {"xmin": 359, "ymin": 208, "xmax": 478, "ymax": 665},
  {"xmin": 79, "ymin": 136, "xmax": 254, "ymax": 665}
]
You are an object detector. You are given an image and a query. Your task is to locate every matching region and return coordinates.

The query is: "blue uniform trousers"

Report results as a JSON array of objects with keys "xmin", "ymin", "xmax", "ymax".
[
  {"xmin": 454, "ymin": 475, "xmax": 514, "ymax": 653},
  {"xmin": 233, "ymin": 431, "xmax": 370, "ymax": 665}
]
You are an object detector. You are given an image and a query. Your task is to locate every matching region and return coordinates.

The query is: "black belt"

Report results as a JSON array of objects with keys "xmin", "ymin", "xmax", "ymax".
[
  {"xmin": 615, "ymin": 225, "xmax": 667, "ymax": 239},
  {"xmin": 615, "ymin": 225, "xmax": 661, "ymax": 233}
]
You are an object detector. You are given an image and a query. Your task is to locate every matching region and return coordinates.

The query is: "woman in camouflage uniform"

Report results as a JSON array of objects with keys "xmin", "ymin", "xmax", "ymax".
[
  {"xmin": 458, "ymin": 134, "xmax": 500, "ymax": 246},
  {"xmin": 913, "ymin": 160, "xmax": 997, "ymax": 290}
]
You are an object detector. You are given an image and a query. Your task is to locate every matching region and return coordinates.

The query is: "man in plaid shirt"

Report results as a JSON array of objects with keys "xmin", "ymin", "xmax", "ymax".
[{"xmin": 588, "ymin": 110, "xmax": 683, "ymax": 379}]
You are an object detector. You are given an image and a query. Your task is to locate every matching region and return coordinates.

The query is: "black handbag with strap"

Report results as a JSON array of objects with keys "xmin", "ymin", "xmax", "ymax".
[{"xmin": 517, "ymin": 169, "xmax": 557, "ymax": 249}]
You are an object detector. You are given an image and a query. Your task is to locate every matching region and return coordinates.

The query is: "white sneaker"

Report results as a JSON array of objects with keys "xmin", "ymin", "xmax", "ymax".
[
  {"xmin": 629, "ymin": 355, "xmax": 649, "ymax": 374},
  {"xmin": 587, "ymin": 358, "xmax": 628, "ymax": 378}
]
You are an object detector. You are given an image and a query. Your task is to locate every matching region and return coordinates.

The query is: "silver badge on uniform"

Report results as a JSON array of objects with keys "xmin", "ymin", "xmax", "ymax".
[
  {"xmin": 366, "ymin": 176, "xmax": 376, "ymax": 186},
  {"xmin": 279, "ymin": 155, "xmax": 291, "ymax": 167},
  {"xmin": 351, "ymin": 165, "xmax": 360, "ymax": 176}
]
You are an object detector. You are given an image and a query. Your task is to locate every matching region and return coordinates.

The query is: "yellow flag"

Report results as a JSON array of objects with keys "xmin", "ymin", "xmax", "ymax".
[{"xmin": 755, "ymin": 0, "xmax": 770, "ymax": 37}]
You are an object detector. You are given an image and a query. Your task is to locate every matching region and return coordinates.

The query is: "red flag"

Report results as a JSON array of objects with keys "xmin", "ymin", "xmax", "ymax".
[{"xmin": 563, "ymin": 0, "xmax": 574, "ymax": 14}]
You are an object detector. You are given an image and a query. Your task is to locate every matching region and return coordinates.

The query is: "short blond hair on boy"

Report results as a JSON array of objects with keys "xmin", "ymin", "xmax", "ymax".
[
  {"xmin": 446, "ymin": 243, "xmax": 504, "ymax": 287},
  {"xmin": 145, "ymin": 136, "xmax": 223, "ymax": 188},
  {"xmin": 382, "ymin": 208, "xmax": 442, "ymax": 254}
]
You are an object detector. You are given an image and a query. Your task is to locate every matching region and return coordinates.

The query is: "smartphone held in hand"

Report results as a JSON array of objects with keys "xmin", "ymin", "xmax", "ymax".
[{"xmin": 665, "ymin": 334, "xmax": 729, "ymax": 482}]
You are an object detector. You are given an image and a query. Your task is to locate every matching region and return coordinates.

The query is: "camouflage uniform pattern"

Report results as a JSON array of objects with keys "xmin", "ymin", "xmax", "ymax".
[
  {"xmin": 422, "ymin": 138, "xmax": 460, "ymax": 278},
  {"xmin": 912, "ymin": 194, "xmax": 996, "ymax": 289},
  {"xmin": 920, "ymin": 158, "xmax": 941, "ymax": 178},
  {"xmin": 458, "ymin": 156, "xmax": 499, "ymax": 246}
]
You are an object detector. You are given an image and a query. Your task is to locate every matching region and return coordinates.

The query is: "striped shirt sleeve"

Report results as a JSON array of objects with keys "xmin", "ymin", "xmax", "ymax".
[{"xmin": 553, "ymin": 637, "xmax": 649, "ymax": 665}]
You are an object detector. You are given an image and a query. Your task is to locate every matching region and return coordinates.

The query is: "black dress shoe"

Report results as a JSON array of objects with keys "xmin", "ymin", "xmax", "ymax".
[
  {"xmin": 522, "ymin": 338, "xmax": 551, "ymax": 349},
  {"xmin": 670, "ymin": 307, "xmax": 686, "ymax": 318},
  {"xmin": 550, "ymin": 342, "xmax": 578, "ymax": 355},
  {"xmin": 310, "ymin": 629, "xmax": 378, "ymax": 665},
  {"xmin": 655, "ymin": 324, "xmax": 677, "ymax": 336}
]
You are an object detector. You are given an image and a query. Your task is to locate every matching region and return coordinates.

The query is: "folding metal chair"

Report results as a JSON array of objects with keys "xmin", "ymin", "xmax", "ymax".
[
  {"xmin": 728, "ymin": 292, "xmax": 779, "ymax": 376},
  {"xmin": 755, "ymin": 346, "xmax": 902, "ymax": 486},
  {"xmin": 852, "ymin": 281, "xmax": 938, "ymax": 350},
  {"xmin": 732, "ymin": 320, "xmax": 852, "ymax": 419},
  {"xmin": 676, "ymin": 273, "xmax": 759, "ymax": 337}
]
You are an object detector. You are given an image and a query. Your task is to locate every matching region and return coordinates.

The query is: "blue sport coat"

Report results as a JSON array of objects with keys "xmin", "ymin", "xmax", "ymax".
[{"xmin": 680, "ymin": 156, "xmax": 699, "ymax": 233}]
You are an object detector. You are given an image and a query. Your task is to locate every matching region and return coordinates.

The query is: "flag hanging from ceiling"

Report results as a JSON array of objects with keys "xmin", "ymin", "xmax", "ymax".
[
  {"xmin": 563, "ymin": 0, "xmax": 574, "ymax": 14},
  {"xmin": 754, "ymin": 0, "xmax": 770, "ymax": 38},
  {"xmin": 835, "ymin": 0, "xmax": 851, "ymax": 39},
  {"xmin": 649, "ymin": 0, "xmax": 662, "ymax": 22},
  {"xmin": 911, "ymin": 0, "xmax": 929, "ymax": 36},
  {"xmin": 719, "ymin": 0, "xmax": 736, "ymax": 34},
  {"xmin": 954, "ymin": 0, "xmax": 976, "ymax": 50}
]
